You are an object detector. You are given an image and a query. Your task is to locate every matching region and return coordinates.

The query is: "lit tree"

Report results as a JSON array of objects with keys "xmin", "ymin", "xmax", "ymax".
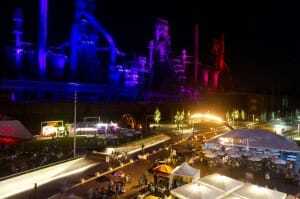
[
  {"xmin": 154, "ymin": 108, "xmax": 161, "ymax": 125},
  {"xmin": 180, "ymin": 110, "xmax": 185, "ymax": 130},
  {"xmin": 187, "ymin": 111, "xmax": 191, "ymax": 124},
  {"xmin": 231, "ymin": 111, "xmax": 235, "ymax": 120},
  {"xmin": 174, "ymin": 110, "xmax": 184, "ymax": 130},
  {"xmin": 174, "ymin": 111, "xmax": 181, "ymax": 130},
  {"xmin": 234, "ymin": 110, "xmax": 239, "ymax": 120},
  {"xmin": 241, "ymin": 110, "xmax": 245, "ymax": 120},
  {"xmin": 271, "ymin": 111, "xmax": 275, "ymax": 120},
  {"xmin": 181, "ymin": 110, "xmax": 185, "ymax": 123},
  {"xmin": 260, "ymin": 112, "xmax": 267, "ymax": 121},
  {"xmin": 295, "ymin": 109, "xmax": 299, "ymax": 120},
  {"xmin": 226, "ymin": 112, "xmax": 230, "ymax": 122}
]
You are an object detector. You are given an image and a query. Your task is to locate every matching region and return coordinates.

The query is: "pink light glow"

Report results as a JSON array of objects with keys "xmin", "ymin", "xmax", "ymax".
[
  {"xmin": 0, "ymin": 137, "xmax": 17, "ymax": 145},
  {"xmin": 212, "ymin": 70, "xmax": 220, "ymax": 89},
  {"xmin": 203, "ymin": 69, "xmax": 209, "ymax": 87}
]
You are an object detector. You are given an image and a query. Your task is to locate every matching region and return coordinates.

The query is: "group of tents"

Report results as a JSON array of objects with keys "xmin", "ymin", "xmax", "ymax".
[{"xmin": 152, "ymin": 162, "xmax": 288, "ymax": 199}]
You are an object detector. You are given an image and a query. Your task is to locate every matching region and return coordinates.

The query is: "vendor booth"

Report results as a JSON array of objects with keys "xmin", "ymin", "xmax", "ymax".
[
  {"xmin": 169, "ymin": 162, "xmax": 200, "ymax": 189},
  {"xmin": 170, "ymin": 173, "xmax": 287, "ymax": 199}
]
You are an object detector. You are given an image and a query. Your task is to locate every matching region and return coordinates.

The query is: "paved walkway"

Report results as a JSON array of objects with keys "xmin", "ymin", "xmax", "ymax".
[
  {"xmin": 0, "ymin": 157, "xmax": 98, "ymax": 199},
  {"xmin": 101, "ymin": 134, "xmax": 171, "ymax": 155},
  {"xmin": 70, "ymin": 149, "xmax": 169, "ymax": 198}
]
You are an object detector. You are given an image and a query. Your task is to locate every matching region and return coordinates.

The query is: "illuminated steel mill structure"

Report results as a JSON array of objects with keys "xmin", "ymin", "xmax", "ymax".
[{"xmin": 1, "ymin": 0, "xmax": 229, "ymax": 102}]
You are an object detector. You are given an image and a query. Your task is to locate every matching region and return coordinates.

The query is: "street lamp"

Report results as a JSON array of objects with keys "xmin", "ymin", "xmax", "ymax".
[
  {"xmin": 192, "ymin": 120, "xmax": 195, "ymax": 137},
  {"xmin": 73, "ymin": 90, "xmax": 77, "ymax": 158}
]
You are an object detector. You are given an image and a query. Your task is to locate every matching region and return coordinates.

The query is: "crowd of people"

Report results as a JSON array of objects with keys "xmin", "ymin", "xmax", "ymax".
[
  {"xmin": 133, "ymin": 133, "xmax": 300, "ymax": 198},
  {"xmin": 196, "ymin": 144, "xmax": 300, "ymax": 198},
  {"xmin": 0, "ymin": 137, "xmax": 105, "ymax": 178},
  {"xmin": 86, "ymin": 172, "xmax": 130, "ymax": 199},
  {"xmin": 0, "ymin": 127, "xmax": 154, "ymax": 178}
]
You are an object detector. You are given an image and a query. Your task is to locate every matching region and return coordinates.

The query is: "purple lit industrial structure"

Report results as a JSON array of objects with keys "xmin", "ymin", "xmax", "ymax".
[
  {"xmin": 1, "ymin": 0, "xmax": 229, "ymax": 102},
  {"xmin": 38, "ymin": 0, "xmax": 48, "ymax": 78},
  {"xmin": 13, "ymin": 9, "xmax": 24, "ymax": 70}
]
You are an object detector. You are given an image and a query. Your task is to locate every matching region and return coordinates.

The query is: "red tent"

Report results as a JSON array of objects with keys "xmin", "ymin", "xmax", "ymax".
[{"xmin": 0, "ymin": 120, "xmax": 32, "ymax": 145}]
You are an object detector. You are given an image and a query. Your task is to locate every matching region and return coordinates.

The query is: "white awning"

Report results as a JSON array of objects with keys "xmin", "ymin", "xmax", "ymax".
[
  {"xmin": 198, "ymin": 173, "xmax": 244, "ymax": 192},
  {"xmin": 171, "ymin": 182, "xmax": 225, "ymax": 199},
  {"xmin": 232, "ymin": 184, "xmax": 287, "ymax": 199},
  {"xmin": 171, "ymin": 162, "xmax": 200, "ymax": 178},
  {"xmin": 171, "ymin": 173, "xmax": 287, "ymax": 199}
]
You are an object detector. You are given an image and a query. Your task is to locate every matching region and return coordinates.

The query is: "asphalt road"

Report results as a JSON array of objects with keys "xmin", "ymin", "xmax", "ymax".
[
  {"xmin": 59, "ymin": 129, "xmax": 225, "ymax": 199},
  {"xmin": 8, "ymin": 136, "xmax": 175, "ymax": 199}
]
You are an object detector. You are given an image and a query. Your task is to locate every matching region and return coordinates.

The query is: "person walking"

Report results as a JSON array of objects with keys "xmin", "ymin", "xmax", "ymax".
[{"xmin": 265, "ymin": 172, "xmax": 271, "ymax": 188}]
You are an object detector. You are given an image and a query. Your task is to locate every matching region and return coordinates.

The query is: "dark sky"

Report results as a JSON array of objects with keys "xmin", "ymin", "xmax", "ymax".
[{"xmin": 1, "ymin": 0, "xmax": 300, "ymax": 95}]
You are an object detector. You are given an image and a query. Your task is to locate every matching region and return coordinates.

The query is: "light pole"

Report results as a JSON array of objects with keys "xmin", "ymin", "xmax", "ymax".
[
  {"xmin": 192, "ymin": 120, "xmax": 195, "ymax": 138},
  {"xmin": 73, "ymin": 90, "xmax": 77, "ymax": 158}
]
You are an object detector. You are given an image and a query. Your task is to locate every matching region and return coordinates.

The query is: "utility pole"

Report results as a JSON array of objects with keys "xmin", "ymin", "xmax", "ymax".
[{"xmin": 73, "ymin": 90, "xmax": 77, "ymax": 158}]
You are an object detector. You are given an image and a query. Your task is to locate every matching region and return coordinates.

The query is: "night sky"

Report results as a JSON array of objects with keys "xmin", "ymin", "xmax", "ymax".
[{"xmin": 1, "ymin": 0, "xmax": 300, "ymax": 95}]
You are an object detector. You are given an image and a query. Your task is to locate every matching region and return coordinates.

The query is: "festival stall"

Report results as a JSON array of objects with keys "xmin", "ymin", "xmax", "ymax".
[
  {"xmin": 171, "ymin": 182, "xmax": 225, "ymax": 199},
  {"xmin": 170, "ymin": 173, "xmax": 287, "ymax": 199},
  {"xmin": 169, "ymin": 162, "xmax": 200, "ymax": 189},
  {"xmin": 153, "ymin": 164, "xmax": 173, "ymax": 188},
  {"xmin": 231, "ymin": 184, "xmax": 287, "ymax": 199},
  {"xmin": 153, "ymin": 164, "xmax": 173, "ymax": 175},
  {"xmin": 198, "ymin": 173, "xmax": 244, "ymax": 192},
  {"xmin": 205, "ymin": 129, "xmax": 300, "ymax": 164}
]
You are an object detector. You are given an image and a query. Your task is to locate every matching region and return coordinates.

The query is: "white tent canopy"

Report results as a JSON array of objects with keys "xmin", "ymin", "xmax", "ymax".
[
  {"xmin": 172, "ymin": 162, "xmax": 200, "ymax": 178},
  {"xmin": 222, "ymin": 195, "xmax": 243, "ymax": 199},
  {"xmin": 232, "ymin": 184, "xmax": 287, "ymax": 199},
  {"xmin": 198, "ymin": 173, "xmax": 244, "ymax": 192},
  {"xmin": 171, "ymin": 182, "xmax": 225, "ymax": 199},
  {"xmin": 169, "ymin": 162, "xmax": 200, "ymax": 189},
  {"xmin": 171, "ymin": 173, "xmax": 287, "ymax": 199},
  {"xmin": 207, "ymin": 129, "xmax": 300, "ymax": 153}
]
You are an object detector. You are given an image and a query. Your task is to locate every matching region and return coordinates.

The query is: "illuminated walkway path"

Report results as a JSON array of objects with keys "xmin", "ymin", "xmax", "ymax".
[
  {"xmin": 0, "ymin": 157, "xmax": 98, "ymax": 199},
  {"xmin": 100, "ymin": 134, "xmax": 171, "ymax": 156}
]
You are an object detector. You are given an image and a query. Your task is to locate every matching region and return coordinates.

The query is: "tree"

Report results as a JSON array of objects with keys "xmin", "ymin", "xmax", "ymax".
[
  {"xmin": 187, "ymin": 111, "xmax": 191, "ymax": 124},
  {"xmin": 241, "ymin": 110, "xmax": 245, "ymax": 120},
  {"xmin": 181, "ymin": 110, "xmax": 185, "ymax": 124},
  {"xmin": 226, "ymin": 112, "xmax": 230, "ymax": 122},
  {"xmin": 174, "ymin": 110, "xmax": 185, "ymax": 130},
  {"xmin": 174, "ymin": 111, "xmax": 181, "ymax": 130},
  {"xmin": 233, "ymin": 110, "xmax": 239, "ymax": 120},
  {"xmin": 154, "ymin": 108, "xmax": 161, "ymax": 125}
]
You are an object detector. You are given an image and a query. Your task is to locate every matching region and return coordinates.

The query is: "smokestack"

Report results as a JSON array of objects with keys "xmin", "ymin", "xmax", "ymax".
[
  {"xmin": 212, "ymin": 70, "xmax": 220, "ymax": 89},
  {"xmin": 194, "ymin": 24, "xmax": 199, "ymax": 84},
  {"xmin": 148, "ymin": 41, "xmax": 154, "ymax": 70},
  {"xmin": 38, "ymin": 0, "xmax": 48, "ymax": 78},
  {"xmin": 13, "ymin": 8, "xmax": 24, "ymax": 69},
  {"xmin": 219, "ymin": 33, "xmax": 225, "ymax": 71},
  {"xmin": 203, "ymin": 69, "xmax": 209, "ymax": 88}
]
